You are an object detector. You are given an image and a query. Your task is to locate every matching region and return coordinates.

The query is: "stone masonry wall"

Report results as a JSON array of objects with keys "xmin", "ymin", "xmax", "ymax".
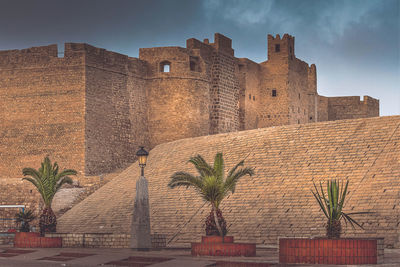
[
  {"xmin": 45, "ymin": 233, "xmax": 166, "ymax": 248},
  {"xmin": 209, "ymin": 34, "xmax": 240, "ymax": 134},
  {"xmin": 58, "ymin": 116, "xmax": 400, "ymax": 248},
  {"xmin": 288, "ymin": 58, "xmax": 313, "ymax": 125},
  {"xmin": 0, "ymin": 44, "xmax": 86, "ymax": 180},
  {"xmin": 0, "ymin": 179, "xmax": 41, "ymax": 231},
  {"xmin": 317, "ymin": 95, "xmax": 329, "ymax": 122},
  {"xmin": 139, "ymin": 47, "xmax": 210, "ymax": 147},
  {"xmin": 327, "ymin": 96, "xmax": 380, "ymax": 121},
  {"xmin": 237, "ymin": 58, "xmax": 261, "ymax": 130},
  {"xmin": 83, "ymin": 43, "xmax": 150, "ymax": 175}
]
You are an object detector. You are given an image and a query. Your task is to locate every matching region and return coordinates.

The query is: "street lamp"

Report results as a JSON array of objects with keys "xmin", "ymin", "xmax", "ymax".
[{"xmin": 136, "ymin": 146, "xmax": 148, "ymax": 177}]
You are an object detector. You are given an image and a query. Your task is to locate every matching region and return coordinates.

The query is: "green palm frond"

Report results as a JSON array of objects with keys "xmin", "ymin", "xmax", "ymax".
[
  {"xmin": 223, "ymin": 167, "xmax": 254, "ymax": 195},
  {"xmin": 169, "ymin": 152, "xmax": 254, "ymax": 208},
  {"xmin": 22, "ymin": 156, "xmax": 77, "ymax": 208},
  {"xmin": 312, "ymin": 179, "xmax": 371, "ymax": 231},
  {"xmin": 213, "ymin": 153, "xmax": 224, "ymax": 183}
]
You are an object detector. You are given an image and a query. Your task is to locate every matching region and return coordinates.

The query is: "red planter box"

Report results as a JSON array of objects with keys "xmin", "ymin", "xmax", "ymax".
[
  {"xmin": 279, "ymin": 238, "xmax": 379, "ymax": 265},
  {"xmin": 192, "ymin": 236, "xmax": 256, "ymax": 257},
  {"xmin": 14, "ymin": 232, "xmax": 62, "ymax": 248}
]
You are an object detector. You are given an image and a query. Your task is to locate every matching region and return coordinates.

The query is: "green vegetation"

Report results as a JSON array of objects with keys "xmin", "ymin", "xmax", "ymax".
[
  {"xmin": 312, "ymin": 180, "xmax": 369, "ymax": 238},
  {"xmin": 22, "ymin": 156, "xmax": 77, "ymax": 235},
  {"xmin": 168, "ymin": 153, "xmax": 254, "ymax": 237},
  {"xmin": 15, "ymin": 209, "xmax": 36, "ymax": 232}
]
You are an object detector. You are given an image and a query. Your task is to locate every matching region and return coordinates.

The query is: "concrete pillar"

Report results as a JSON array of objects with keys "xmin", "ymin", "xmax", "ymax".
[{"xmin": 130, "ymin": 176, "xmax": 151, "ymax": 250}]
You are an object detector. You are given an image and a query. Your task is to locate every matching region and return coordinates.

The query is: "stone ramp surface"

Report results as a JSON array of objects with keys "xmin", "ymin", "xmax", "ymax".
[{"xmin": 58, "ymin": 116, "xmax": 400, "ymax": 248}]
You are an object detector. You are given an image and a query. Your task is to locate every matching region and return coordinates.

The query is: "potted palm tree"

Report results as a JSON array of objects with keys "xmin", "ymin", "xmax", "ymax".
[
  {"xmin": 279, "ymin": 180, "xmax": 377, "ymax": 265},
  {"xmin": 15, "ymin": 209, "xmax": 36, "ymax": 232},
  {"xmin": 311, "ymin": 179, "xmax": 369, "ymax": 238},
  {"xmin": 169, "ymin": 153, "xmax": 256, "ymax": 256},
  {"xmin": 22, "ymin": 156, "xmax": 77, "ymax": 235}
]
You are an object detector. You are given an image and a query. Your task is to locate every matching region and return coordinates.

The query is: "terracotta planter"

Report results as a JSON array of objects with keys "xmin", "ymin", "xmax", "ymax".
[
  {"xmin": 279, "ymin": 238, "xmax": 383, "ymax": 265},
  {"xmin": 201, "ymin": 236, "xmax": 234, "ymax": 243},
  {"xmin": 192, "ymin": 236, "xmax": 256, "ymax": 257},
  {"xmin": 14, "ymin": 232, "xmax": 62, "ymax": 248}
]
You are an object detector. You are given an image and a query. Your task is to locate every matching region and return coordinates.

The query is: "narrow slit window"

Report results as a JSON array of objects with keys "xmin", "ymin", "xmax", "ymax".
[
  {"xmin": 275, "ymin": 44, "xmax": 280, "ymax": 52},
  {"xmin": 272, "ymin": 89, "xmax": 277, "ymax": 97}
]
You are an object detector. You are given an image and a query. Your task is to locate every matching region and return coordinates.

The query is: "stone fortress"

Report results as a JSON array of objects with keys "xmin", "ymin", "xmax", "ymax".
[
  {"xmin": 0, "ymin": 33, "xmax": 379, "ymax": 181},
  {"xmin": 2, "ymin": 33, "xmax": 397, "ymax": 249}
]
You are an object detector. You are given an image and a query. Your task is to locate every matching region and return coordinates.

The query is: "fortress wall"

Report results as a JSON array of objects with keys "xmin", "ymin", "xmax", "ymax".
[
  {"xmin": 317, "ymin": 95, "xmax": 329, "ymax": 122},
  {"xmin": 288, "ymin": 58, "xmax": 313, "ymax": 125},
  {"xmin": 328, "ymin": 95, "xmax": 380, "ymax": 121},
  {"xmin": 237, "ymin": 58, "xmax": 261, "ymax": 130},
  {"xmin": 57, "ymin": 116, "xmax": 400, "ymax": 248},
  {"xmin": 0, "ymin": 44, "xmax": 86, "ymax": 180},
  {"xmin": 140, "ymin": 47, "xmax": 210, "ymax": 147},
  {"xmin": 259, "ymin": 60, "xmax": 290, "ymax": 127},
  {"xmin": 0, "ymin": 179, "xmax": 40, "ymax": 230},
  {"xmin": 307, "ymin": 64, "xmax": 317, "ymax": 122},
  {"xmin": 84, "ymin": 45, "xmax": 150, "ymax": 175},
  {"xmin": 209, "ymin": 34, "xmax": 240, "ymax": 134}
]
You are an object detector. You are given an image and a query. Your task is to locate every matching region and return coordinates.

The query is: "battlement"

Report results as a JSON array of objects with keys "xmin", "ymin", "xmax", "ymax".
[{"xmin": 267, "ymin": 33, "xmax": 295, "ymax": 61}]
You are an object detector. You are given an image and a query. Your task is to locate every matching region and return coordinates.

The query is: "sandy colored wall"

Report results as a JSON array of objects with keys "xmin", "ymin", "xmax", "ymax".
[
  {"xmin": 0, "ymin": 44, "xmax": 86, "ymax": 180},
  {"xmin": 83, "ymin": 44, "xmax": 149, "ymax": 175},
  {"xmin": 58, "ymin": 116, "xmax": 400, "ymax": 248},
  {"xmin": 140, "ymin": 47, "xmax": 210, "ymax": 147},
  {"xmin": 327, "ymin": 96, "xmax": 380, "ymax": 121}
]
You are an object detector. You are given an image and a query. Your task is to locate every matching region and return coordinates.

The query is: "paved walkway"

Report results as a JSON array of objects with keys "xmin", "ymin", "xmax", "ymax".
[{"xmin": 0, "ymin": 246, "xmax": 399, "ymax": 266}]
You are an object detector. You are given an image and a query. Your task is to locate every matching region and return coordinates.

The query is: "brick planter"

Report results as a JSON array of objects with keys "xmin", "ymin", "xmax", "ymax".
[
  {"xmin": 279, "ymin": 238, "xmax": 384, "ymax": 265},
  {"xmin": 14, "ymin": 232, "xmax": 62, "ymax": 248},
  {"xmin": 192, "ymin": 236, "xmax": 256, "ymax": 257}
]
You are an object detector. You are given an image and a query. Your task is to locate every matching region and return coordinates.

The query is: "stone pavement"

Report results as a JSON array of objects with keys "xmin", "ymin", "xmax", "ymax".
[{"xmin": 0, "ymin": 246, "xmax": 399, "ymax": 266}]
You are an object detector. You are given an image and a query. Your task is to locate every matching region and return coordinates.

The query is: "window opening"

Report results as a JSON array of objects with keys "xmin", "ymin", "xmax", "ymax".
[
  {"xmin": 190, "ymin": 61, "xmax": 196, "ymax": 71},
  {"xmin": 160, "ymin": 61, "xmax": 171, "ymax": 72},
  {"xmin": 275, "ymin": 44, "xmax": 280, "ymax": 52},
  {"xmin": 249, "ymin": 94, "xmax": 251, "ymax": 100},
  {"xmin": 253, "ymin": 96, "xmax": 255, "ymax": 101},
  {"xmin": 272, "ymin": 89, "xmax": 277, "ymax": 97}
]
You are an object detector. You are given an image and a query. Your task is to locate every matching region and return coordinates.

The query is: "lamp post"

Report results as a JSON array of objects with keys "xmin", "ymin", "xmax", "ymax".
[
  {"xmin": 136, "ymin": 146, "xmax": 148, "ymax": 177},
  {"xmin": 131, "ymin": 146, "xmax": 151, "ymax": 250}
]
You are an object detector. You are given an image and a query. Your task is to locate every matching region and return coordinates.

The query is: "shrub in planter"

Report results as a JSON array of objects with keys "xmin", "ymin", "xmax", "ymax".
[
  {"xmin": 168, "ymin": 153, "xmax": 254, "ymax": 238},
  {"xmin": 15, "ymin": 209, "xmax": 36, "ymax": 232},
  {"xmin": 311, "ymin": 180, "xmax": 371, "ymax": 238}
]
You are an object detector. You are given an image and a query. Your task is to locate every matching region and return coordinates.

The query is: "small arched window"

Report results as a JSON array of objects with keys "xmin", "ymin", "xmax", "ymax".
[{"xmin": 160, "ymin": 61, "xmax": 171, "ymax": 72}]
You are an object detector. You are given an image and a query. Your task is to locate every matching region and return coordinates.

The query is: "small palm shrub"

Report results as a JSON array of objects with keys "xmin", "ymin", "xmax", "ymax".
[
  {"xmin": 15, "ymin": 209, "xmax": 36, "ymax": 232},
  {"xmin": 168, "ymin": 153, "xmax": 254, "ymax": 237},
  {"xmin": 311, "ymin": 180, "xmax": 370, "ymax": 238},
  {"xmin": 22, "ymin": 156, "xmax": 77, "ymax": 235}
]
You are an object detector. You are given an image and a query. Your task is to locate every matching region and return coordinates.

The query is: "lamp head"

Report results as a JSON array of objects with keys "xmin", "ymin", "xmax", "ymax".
[{"xmin": 136, "ymin": 146, "xmax": 149, "ymax": 168}]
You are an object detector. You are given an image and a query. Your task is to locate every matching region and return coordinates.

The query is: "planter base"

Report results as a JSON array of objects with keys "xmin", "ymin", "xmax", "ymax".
[
  {"xmin": 279, "ymin": 238, "xmax": 384, "ymax": 265},
  {"xmin": 14, "ymin": 232, "xmax": 62, "ymax": 248},
  {"xmin": 192, "ymin": 236, "xmax": 256, "ymax": 257}
]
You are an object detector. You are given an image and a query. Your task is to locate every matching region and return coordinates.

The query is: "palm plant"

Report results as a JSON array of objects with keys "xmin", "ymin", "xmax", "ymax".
[
  {"xmin": 22, "ymin": 156, "xmax": 77, "ymax": 235},
  {"xmin": 15, "ymin": 209, "xmax": 36, "ymax": 232},
  {"xmin": 168, "ymin": 153, "xmax": 254, "ymax": 237},
  {"xmin": 311, "ymin": 180, "xmax": 370, "ymax": 238}
]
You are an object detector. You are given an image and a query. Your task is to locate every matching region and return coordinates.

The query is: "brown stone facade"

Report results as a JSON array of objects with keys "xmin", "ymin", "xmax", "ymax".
[{"xmin": 0, "ymin": 33, "xmax": 379, "ymax": 181}]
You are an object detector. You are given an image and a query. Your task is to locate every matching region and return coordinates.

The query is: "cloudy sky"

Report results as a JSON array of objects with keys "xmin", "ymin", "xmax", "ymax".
[{"xmin": 1, "ymin": 0, "xmax": 399, "ymax": 115}]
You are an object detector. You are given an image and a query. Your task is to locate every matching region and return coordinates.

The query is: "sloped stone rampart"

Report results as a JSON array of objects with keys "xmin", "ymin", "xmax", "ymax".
[{"xmin": 58, "ymin": 116, "xmax": 400, "ymax": 248}]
